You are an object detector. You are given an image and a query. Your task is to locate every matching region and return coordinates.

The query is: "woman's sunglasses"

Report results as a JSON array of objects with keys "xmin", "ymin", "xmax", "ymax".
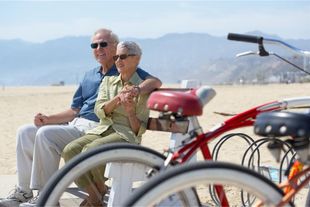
[
  {"xmin": 113, "ymin": 54, "xmax": 136, "ymax": 61},
  {"xmin": 90, "ymin": 42, "xmax": 108, "ymax": 49}
]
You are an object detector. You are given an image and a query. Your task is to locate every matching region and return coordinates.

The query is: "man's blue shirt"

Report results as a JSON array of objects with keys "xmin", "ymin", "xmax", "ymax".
[{"xmin": 71, "ymin": 65, "xmax": 150, "ymax": 122}]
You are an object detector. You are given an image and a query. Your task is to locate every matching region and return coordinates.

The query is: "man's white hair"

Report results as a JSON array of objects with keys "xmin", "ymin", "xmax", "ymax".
[{"xmin": 93, "ymin": 28, "xmax": 119, "ymax": 43}]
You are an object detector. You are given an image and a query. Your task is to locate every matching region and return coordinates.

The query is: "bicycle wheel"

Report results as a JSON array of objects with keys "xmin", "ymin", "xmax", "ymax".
[
  {"xmin": 125, "ymin": 161, "xmax": 287, "ymax": 207},
  {"xmin": 37, "ymin": 143, "xmax": 200, "ymax": 206}
]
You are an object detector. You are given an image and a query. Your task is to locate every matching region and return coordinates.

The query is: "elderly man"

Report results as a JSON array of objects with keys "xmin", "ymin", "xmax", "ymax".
[{"xmin": 0, "ymin": 29, "xmax": 161, "ymax": 207}]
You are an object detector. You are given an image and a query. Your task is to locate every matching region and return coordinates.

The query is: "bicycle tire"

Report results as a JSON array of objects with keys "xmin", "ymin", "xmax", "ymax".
[
  {"xmin": 37, "ymin": 143, "xmax": 200, "ymax": 206},
  {"xmin": 125, "ymin": 161, "xmax": 287, "ymax": 207}
]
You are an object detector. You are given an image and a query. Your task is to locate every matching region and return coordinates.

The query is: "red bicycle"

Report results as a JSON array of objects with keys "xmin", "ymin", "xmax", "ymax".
[{"xmin": 124, "ymin": 111, "xmax": 310, "ymax": 207}]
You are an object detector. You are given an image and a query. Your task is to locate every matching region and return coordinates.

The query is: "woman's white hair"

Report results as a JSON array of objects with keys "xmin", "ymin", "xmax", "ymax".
[{"xmin": 117, "ymin": 41, "xmax": 142, "ymax": 56}]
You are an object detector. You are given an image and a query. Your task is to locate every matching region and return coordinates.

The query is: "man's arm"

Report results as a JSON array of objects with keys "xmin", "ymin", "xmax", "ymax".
[
  {"xmin": 138, "ymin": 76, "xmax": 162, "ymax": 95},
  {"xmin": 34, "ymin": 108, "xmax": 79, "ymax": 126},
  {"xmin": 122, "ymin": 76, "xmax": 162, "ymax": 98}
]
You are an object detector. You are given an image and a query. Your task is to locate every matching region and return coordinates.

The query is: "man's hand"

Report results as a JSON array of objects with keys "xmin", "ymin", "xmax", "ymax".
[{"xmin": 34, "ymin": 113, "xmax": 49, "ymax": 127}]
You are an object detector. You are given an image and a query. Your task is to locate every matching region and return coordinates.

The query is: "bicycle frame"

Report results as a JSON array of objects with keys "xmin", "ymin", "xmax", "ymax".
[{"xmin": 170, "ymin": 97, "xmax": 310, "ymax": 164}]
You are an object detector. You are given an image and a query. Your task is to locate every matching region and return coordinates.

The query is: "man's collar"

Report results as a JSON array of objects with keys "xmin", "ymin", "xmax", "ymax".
[
  {"xmin": 96, "ymin": 66, "xmax": 102, "ymax": 73},
  {"xmin": 97, "ymin": 65, "xmax": 118, "ymax": 75}
]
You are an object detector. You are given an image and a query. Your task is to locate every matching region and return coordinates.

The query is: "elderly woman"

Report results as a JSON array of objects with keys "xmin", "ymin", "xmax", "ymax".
[{"xmin": 62, "ymin": 41, "xmax": 150, "ymax": 206}]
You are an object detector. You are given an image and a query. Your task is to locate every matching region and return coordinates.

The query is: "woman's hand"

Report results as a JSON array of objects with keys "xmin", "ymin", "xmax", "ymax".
[
  {"xmin": 118, "ymin": 85, "xmax": 141, "ymax": 134},
  {"xmin": 118, "ymin": 84, "xmax": 138, "ymax": 113},
  {"xmin": 119, "ymin": 91, "xmax": 136, "ymax": 115}
]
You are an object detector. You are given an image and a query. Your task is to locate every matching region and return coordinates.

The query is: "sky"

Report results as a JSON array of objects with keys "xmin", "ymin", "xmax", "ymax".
[{"xmin": 0, "ymin": 0, "xmax": 310, "ymax": 43}]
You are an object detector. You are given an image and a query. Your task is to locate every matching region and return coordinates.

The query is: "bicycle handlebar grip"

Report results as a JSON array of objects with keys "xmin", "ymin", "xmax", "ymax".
[{"xmin": 227, "ymin": 33, "xmax": 263, "ymax": 44}]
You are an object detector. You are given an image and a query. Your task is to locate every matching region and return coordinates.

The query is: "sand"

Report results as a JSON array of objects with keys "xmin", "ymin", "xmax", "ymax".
[{"xmin": 0, "ymin": 83, "xmax": 309, "ymax": 204}]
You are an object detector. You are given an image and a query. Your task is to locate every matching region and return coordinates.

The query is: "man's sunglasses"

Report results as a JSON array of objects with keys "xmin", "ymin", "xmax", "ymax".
[
  {"xmin": 113, "ymin": 54, "xmax": 136, "ymax": 61},
  {"xmin": 90, "ymin": 42, "xmax": 108, "ymax": 49}
]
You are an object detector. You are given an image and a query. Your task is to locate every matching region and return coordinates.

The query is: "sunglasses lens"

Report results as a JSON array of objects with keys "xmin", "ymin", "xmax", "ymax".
[
  {"xmin": 99, "ymin": 42, "xmax": 108, "ymax": 48},
  {"xmin": 113, "ymin": 54, "xmax": 128, "ymax": 61},
  {"xmin": 91, "ymin": 42, "xmax": 108, "ymax": 49},
  {"xmin": 113, "ymin": 54, "xmax": 135, "ymax": 61},
  {"xmin": 90, "ymin": 43, "xmax": 98, "ymax": 49},
  {"xmin": 113, "ymin": 55, "xmax": 119, "ymax": 61},
  {"xmin": 119, "ymin": 54, "xmax": 128, "ymax": 60}
]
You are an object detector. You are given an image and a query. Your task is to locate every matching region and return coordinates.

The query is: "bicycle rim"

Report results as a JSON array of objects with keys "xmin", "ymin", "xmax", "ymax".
[{"xmin": 125, "ymin": 161, "xmax": 286, "ymax": 207}]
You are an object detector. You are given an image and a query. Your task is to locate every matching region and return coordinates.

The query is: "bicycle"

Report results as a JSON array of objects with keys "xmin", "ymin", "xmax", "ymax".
[
  {"xmin": 124, "ymin": 111, "xmax": 310, "ymax": 207},
  {"xmin": 38, "ymin": 33, "xmax": 310, "ymax": 206}
]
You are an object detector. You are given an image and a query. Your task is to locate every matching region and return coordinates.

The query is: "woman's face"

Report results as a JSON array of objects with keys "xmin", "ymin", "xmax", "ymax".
[{"xmin": 114, "ymin": 47, "xmax": 140, "ymax": 75}]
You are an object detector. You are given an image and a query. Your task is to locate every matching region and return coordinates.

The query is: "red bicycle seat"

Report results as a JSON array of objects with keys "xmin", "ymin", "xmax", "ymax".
[{"xmin": 147, "ymin": 86, "xmax": 216, "ymax": 116}]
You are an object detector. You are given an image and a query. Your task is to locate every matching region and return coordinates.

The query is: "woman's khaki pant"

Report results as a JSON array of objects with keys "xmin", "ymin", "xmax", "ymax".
[{"xmin": 62, "ymin": 127, "xmax": 128, "ymax": 188}]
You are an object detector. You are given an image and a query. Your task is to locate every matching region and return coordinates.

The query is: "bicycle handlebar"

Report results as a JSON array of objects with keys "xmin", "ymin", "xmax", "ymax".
[
  {"xmin": 228, "ymin": 33, "xmax": 310, "ymax": 57},
  {"xmin": 227, "ymin": 33, "xmax": 263, "ymax": 44}
]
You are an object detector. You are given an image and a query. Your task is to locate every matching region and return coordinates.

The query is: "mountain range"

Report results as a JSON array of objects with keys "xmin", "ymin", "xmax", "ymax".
[{"xmin": 1, "ymin": 31, "xmax": 310, "ymax": 86}]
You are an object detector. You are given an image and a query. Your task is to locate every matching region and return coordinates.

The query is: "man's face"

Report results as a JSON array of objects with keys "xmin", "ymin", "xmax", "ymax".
[{"xmin": 91, "ymin": 32, "xmax": 116, "ymax": 65}]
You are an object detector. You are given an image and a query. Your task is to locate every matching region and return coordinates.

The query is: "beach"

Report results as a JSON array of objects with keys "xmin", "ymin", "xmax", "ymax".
[{"xmin": 0, "ymin": 83, "xmax": 309, "ymax": 204}]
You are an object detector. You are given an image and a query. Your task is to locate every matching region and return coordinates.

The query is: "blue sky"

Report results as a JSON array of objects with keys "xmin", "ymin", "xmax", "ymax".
[{"xmin": 0, "ymin": 0, "xmax": 309, "ymax": 42}]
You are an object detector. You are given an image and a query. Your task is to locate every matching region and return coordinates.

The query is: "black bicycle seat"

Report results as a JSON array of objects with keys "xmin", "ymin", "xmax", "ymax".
[{"xmin": 254, "ymin": 111, "xmax": 310, "ymax": 138}]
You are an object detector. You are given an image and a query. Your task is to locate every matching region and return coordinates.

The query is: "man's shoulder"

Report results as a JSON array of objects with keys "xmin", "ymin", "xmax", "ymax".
[
  {"xmin": 81, "ymin": 67, "xmax": 102, "ymax": 81},
  {"xmin": 85, "ymin": 66, "xmax": 100, "ymax": 75},
  {"xmin": 136, "ymin": 67, "xmax": 145, "ymax": 73},
  {"xmin": 136, "ymin": 67, "xmax": 151, "ymax": 79}
]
